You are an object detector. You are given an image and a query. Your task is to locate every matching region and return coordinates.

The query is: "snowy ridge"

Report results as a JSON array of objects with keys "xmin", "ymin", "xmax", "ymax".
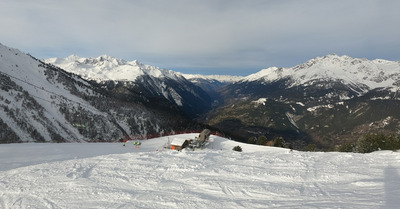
[
  {"xmin": 45, "ymin": 55, "xmax": 185, "ymax": 82},
  {"xmin": 182, "ymin": 73, "xmax": 243, "ymax": 83},
  {"xmin": 0, "ymin": 134, "xmax": 399, "ymax": 208},
  {"xmin": 244, "ymin": 54, "xmax": 400, "ymax": 90}
]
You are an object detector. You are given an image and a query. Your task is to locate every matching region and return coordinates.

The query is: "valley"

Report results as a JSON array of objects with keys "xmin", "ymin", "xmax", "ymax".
[{"xmin": 1, "ymin": 43, "xmax": 400, "ymax": 150}]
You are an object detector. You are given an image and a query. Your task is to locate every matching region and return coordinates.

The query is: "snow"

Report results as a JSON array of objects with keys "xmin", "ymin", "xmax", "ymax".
[
  {"xmin": 244, "ymin": 54, "xmax": 400, "ymax": 90},
  {"xmin": 44, "ymin": 55, "xmax": 184, "ymax": 82},
  {"xmin": 1, "ymin": 133, "xmax": 400, "ymax": 208},
  {"xmin": 296, "ymin": 102, "xmax": 305, "ymax": 106},
  {"xmin": 252, "ymin": 98, "xmax": 267, "ymax": 105},
  {"xmin": 307, "ymin": 104, "xmax": 335, "ymax": 112},
  {"xmin": 170, "ymin": 137, "xmax": 188, "ymax": 146}
]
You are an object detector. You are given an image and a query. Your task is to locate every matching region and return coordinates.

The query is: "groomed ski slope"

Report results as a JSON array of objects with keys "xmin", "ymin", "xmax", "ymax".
[{"xmin": 1, "ymin": 134, "xmax": 399, "ymax": 208}]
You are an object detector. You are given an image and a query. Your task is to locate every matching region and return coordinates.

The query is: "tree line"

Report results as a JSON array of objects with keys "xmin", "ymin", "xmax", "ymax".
[
  {"xmin": 244, "ymin": 132, "xmax": 400, "ymax": 153},
  {"xmin": 337, "ymin": 132, "xmax": 400, "ymax": 153}
]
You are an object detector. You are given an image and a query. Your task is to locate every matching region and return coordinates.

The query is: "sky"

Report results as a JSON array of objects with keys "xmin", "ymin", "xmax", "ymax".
[{"xmin": 1, "ymin": 0, "xmax": 399, "ymax": 76}]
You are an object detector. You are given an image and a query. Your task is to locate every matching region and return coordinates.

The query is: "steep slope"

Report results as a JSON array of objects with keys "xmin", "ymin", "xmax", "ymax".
[
  {"xmin": 45, "ymin": 56, "xmax": 212, "ymax": 118},
  {"xmin": 0, "ymin": 43, "xmax": 193, "ymax": 143},
  {"xmin": 209, "ymin": 55, "xmax": 400, "ymax": 148}
]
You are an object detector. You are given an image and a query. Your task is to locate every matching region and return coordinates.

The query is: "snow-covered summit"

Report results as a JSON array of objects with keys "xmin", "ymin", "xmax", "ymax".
[
  {"xmin": 244, "ymin": 54, "xmax": 400, "ymax": 89},
  {"xmin": 45, "ymin": 55, "xmax": 184, "ymax": 82}
]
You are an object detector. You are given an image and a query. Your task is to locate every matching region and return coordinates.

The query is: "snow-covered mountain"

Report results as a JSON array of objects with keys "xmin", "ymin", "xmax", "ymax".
[
  {"xmin": 244, "ymin": 54, "xmax": 400, "ymax": 92},
  {"xmin": 230, "ymin": 54, "xmax": 400, "ymax": 105},
  {"xmin": 45, "ymin": 55, "xmax": 212, "ymax": 118},
  {"xmin": 0, "ymin": 43, "xmax": 194, "ymax": 143},
  {"xmin": 46, "ymin": 55, "xmax": 184, "ymax": 82},
  {"xmin": 209, "ymin": 55, "xmax": 400, "ymax": 148}
]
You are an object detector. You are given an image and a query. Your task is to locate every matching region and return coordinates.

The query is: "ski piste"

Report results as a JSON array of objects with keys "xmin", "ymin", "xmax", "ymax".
[{"xmin": 1, "ymin": 133, "xmax": 399, "ymax": 208}]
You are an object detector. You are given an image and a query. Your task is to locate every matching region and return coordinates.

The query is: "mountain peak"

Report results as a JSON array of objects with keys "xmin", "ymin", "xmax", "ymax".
[
  {"xmin": 95, "ymin": 55, "xmax": 127, "ymax": 65},
  {"xmin": 302, "ymin": 54, "xmax": 357, "ymax": 68},
  {"xmin": 66, "ymin": 54, "xmax": 82, "ymax": 60},
  {"xmin": 129, "ymin": 59, "xmax": 144, "ymax": 67},
  {"xmin": 97, "ymin": 54, "xmax": 114, "ymax": 60}
]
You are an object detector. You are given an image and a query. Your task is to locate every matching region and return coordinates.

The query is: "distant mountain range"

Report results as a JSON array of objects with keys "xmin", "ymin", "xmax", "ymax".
[
  {"xmin": 244, "ymin": 54, "xmax": 400, "ymax": 90},
  {"xmin": 209, "ymin": 54, "xmax": 400, "ymax": 148},
  {"xmin": 2, "ymin": 42, "xmax": 400, "ymax": 148}
]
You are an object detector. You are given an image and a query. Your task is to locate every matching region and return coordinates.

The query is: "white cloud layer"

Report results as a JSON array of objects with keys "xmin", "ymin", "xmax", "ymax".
[{"xmin": 1, "ymin": 0, "xmax": 399, "ymax": 75}]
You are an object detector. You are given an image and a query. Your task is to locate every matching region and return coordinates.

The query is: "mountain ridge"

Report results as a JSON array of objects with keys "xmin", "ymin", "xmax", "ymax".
[
  {"xmin": 45, "ymin": 55, "xmax": 183, "ymax": 82},
  {"xmin": 244, "ymin": 54, "xmax": 400, "ymax": 91}
]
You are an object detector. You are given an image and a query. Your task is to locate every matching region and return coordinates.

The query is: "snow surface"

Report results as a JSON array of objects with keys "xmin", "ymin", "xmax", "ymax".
[
  {"xmin": 244, "ymin": 54, "xmax": 400, "ymax": 90},
  {"xmin": 252, "ymin": 98, "xmax": 267, "ymax": 105},
  {"xmin": 44, "ymin": 55, "xmax": 184, "ymax": 82},
  {"xmin": 1, "ymin": 133, "xmax": 400, "ymax": 208}
]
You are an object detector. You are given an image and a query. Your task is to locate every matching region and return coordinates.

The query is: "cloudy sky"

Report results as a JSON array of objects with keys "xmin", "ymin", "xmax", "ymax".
[{"xmin": 1, "ymin": 0, "xmax": 399, "ymax": 75}]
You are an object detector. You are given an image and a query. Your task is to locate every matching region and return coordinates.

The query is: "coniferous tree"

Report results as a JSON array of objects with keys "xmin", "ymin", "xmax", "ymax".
[
  {"xmin": 356, "ymin": 133, "xmax": 400, "ymax": 153},
  {"xmin": 305, "ymin": 144, "xmax": 317, "ymax": 152},
  {"xmin": 274, "ymin": 137, "xmax": 286, "ymax": 148},
  {"xmin": 248, "ymin": 136, "xmax": 257, "ymax": 144},
  {"xmin": 256, "ymin": 135, "xmax": 267, "ymax": 145}
]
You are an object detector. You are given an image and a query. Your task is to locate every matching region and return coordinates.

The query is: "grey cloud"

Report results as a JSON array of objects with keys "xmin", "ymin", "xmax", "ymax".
[{"xmin": 0, "ymin": 0, "xmax": 399, "ymax": 75}]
